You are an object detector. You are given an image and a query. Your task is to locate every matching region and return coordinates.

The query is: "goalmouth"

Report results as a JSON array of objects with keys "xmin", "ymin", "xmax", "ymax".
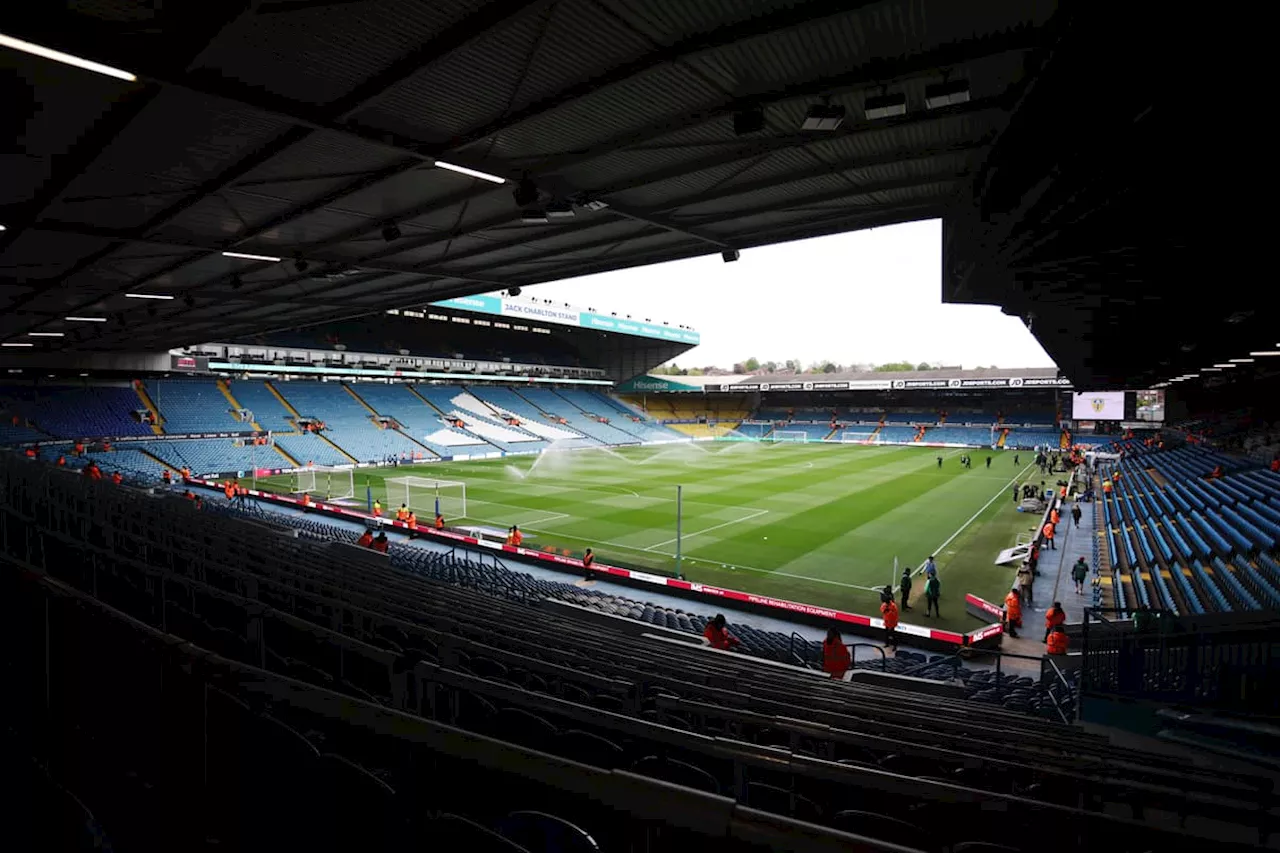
[
  {"xmin": 770, "ymin": 430, "xmax": 809, "ymax": 443},
  {"xmin": 385, "ymin": 476, "xmax": 468, "ymax": 519},
  {"xmin": 293, "ymin": 466, "xmax": 354, "ymax": 500}
]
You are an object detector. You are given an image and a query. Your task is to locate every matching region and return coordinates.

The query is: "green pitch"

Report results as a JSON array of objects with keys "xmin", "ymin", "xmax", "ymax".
[{"xmin": 261, "ymin": 443, "xmax": 1045, "ymax": 631}]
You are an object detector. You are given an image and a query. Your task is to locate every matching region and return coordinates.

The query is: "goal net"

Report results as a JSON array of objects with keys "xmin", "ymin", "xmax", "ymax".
[
  {"xmin": 770, "ymin": 430, "xmax": 809, "ymax": 443},
  {"xmin": 385, "ymin": 477, "xmax": 468, "ymax": 520},
  {"xmin": 840, "ymin": 430, "xmax": 879, "ymax": 444},
  {"xmin": 294, "ymin": 466, "xmax": 354, "ymax": 500}
]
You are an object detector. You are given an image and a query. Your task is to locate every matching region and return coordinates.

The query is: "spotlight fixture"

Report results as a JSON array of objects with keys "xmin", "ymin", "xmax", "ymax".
[
  {"xmin": 802, "ymin": 103, "xmax": 846, "ymax": 131},
  {"xmin": 381, "ymin": 224, "xmax": 402, "ymax": 242},
  {"xmin": 721, "ymin": 249, "xmax": 740, "ymax": 263},
  {"xmin": 1228, "ymin": 357, "xmax": 1255, "ymax": 363},
  {"xmin": 65, "ymin": 316, "xmax": 107, "ymax": 322},
  {"xmin": 26, "ymin": 332, "xmax": 64, "ymax": 337},
  {"xmin": 222, "ymin": 251, "xmax": 282, "ymax": 262},
  {"xmin": 1249, "ymin": 351, "xmax": 1280, "ymax": 356},
  {"xmin": 864, "ymin": 92, "xmax": 907, "ymax": 119},
  {"xmin": 924, "ymin": 80, "xmax": 970, "ymax": 109},
  {"xmin": 507, "ymin": 287, "xmax": 522, "ymax": 297},
  {"xmin": 520, "ymin": 208, "xmax": 549, "ymax": 224},
  {"xmin": 294, "ymin": 258, "xmax": 310, "ymax": 273},
  {"xmin": 733, "ymin": 107, "xmax": 764, "ymax": 135},
  {"xmin": 513, "ymin": 177, "xmax": 539, "ymax": 208},
  {"xmin": 432, "ymin": 160, "xmax": 506, "ymax": 184},
  {"xmin": 124, "ymin": 292, "xmax": 174, "ymax": 300},
  {"xmin": 1, "ymin": 342, "xmax": 34, "ymax": 348},
  {"xmin": 545, "ymin": 201, "xmax": 574, "ymax": 220},
  {"xmin": 0, "ymin": 32, "xmax": 137, "ymax": 82}
]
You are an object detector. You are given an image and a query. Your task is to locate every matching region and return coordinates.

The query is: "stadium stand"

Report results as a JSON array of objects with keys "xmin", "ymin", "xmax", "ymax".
[
  {"xmin": 410, "ymin": 385, "xmax": 544, "ymax": 454},
  {"xmin": 563, "ymin": 390, "xmax": 681, "ymax": 442},
  {"xmin": 1098, "ymin": 444, "xmax": 1280, "ymax": 616},
  {"xmin": 274, "ymin": 432, "xmax": 352, "ymax": 468},
  {"xmin": 137, "ymin": 439, "xmax": 276, "ymax": 476},
  {"xmin": 666, "ymin": 423, "xmax": 744, "ymax": 439},
  {"xmin": 224, "ymin": 380, "xmax": 296, "ymax": 432},
  {"xmin": 921, "ymin": 426, "xmax": 993, "ymax": 445},
  {"xmin": 148, "ymin": 379, "xmax": 246, "ymax": 433},
  {"xmin": 875, "ymin": 426, "xmax": 919, "ymax": 444},
  {"xmin": 1004, "ymin": 428, "xmax": 1063, "ymax": 449},
  {"xmin": 0, "ymin": 384, "xmax": 152, "ymax": 438},
  {"xmin": 3, "ymin": 452, "xmax": 1272, "ymax": 852},
  {"xmin": 495, "ymin": 388, "xmax": 642, "ymax": 446},
  {"xmin": 464, "ymin": 386, "xmax": 595, "ymax": 448},
  {"xmin": 271, "ymin": 382, "xmax": 426, "ymax": 463}
]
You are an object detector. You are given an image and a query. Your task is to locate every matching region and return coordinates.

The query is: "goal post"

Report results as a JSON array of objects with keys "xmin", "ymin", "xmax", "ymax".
[
  {"xmin": 385, "ymin": 476, "xmax": 468, "ymax": 520},
  {"xmin": 293, "ymin": 468, "xmax": 315, "ymax": 495},
  {"xmin": 295, "ymin": 466, "xmax": 353, "ymax": 500},
  {"xmin": 839, "ymin": 430, "xmax": 879, "ymax": 445},
  {"xmin": 770, "ymin": 430, "xmax": 809, "ymax": 443}
]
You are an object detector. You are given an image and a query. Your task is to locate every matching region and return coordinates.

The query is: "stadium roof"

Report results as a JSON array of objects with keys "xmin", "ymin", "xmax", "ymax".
[
  {"xmin": 2, "ymin": 0, "xmax": 1053, "ymax": 356},
  {"xmin": 1, "ymin": 3, "xmax": 1212, "ymax": 390}
]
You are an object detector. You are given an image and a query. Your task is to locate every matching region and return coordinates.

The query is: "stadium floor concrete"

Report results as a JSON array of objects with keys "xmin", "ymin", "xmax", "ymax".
[{"xmin": 997, "ymin": 497, "xmax": 1094, "ymax": 662}]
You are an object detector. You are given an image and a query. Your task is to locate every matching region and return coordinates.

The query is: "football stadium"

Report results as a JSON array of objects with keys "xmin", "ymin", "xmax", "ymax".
[{"xmin": 1, "ymin": 4, "xmax": 1273, "ymax": 853}]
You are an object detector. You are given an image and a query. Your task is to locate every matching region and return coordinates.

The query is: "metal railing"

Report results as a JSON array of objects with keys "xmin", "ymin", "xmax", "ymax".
[
  {"xmin": 1081, "ymin": 606, "xmax": 1280, "ymax": 712},
  {"xmin": 902, "ymin": 647, "xmax": 1077, "ymax": 723}
]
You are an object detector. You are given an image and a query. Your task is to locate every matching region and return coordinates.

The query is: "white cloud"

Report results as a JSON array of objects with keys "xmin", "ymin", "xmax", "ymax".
[{"xmin": 513, "ymin": 219, "xmax": 1055, "ymax": 370}]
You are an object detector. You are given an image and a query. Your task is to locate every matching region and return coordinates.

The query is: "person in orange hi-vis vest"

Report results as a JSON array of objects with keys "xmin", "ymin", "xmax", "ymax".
[
  {"xmin": 1004, "ymin": 586, "xmax": 1022, "ymax": 637},
  {"xmin": 880, "ymin": 597, "xmax": 899, "ymax": 648},
  {"xmin": 1047, "ymin": 626, "xmax": 1069, "ymax": 655},
  {"xmin": 1044, "ymin": 601, "xmax": 1066, "ymax": 641},
  {"xmin": 510, "ymin": 525, "xmax": 523, "ymax": 547},
  {"xmin": 1042, "ymin": 520, "xmax": 1056, "ymax": 549}
]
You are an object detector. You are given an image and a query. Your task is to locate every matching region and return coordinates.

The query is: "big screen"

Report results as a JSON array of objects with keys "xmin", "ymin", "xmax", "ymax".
[{"xmin": 1072, "ymin": 391, "xmax": 1126, "ymax": 421}]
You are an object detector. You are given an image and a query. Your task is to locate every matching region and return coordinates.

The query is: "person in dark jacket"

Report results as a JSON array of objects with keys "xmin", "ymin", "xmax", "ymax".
[
  {"xmin": 924, "ymin": 574, "xmax": 941, "ymax": 618},
  {"xmin": 1071, "ymin": 557, "xmax": 1089, "ymax": 594},
  {"xmin": 899, "ymin": 568, "xmax": 913, "ymax": 611}
]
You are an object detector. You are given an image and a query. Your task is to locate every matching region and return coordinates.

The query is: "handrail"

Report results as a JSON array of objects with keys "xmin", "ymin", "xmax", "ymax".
[
  {"xmin": 788, "ymin": 631, "xmax": 814, "ymax": 669},
  {"xmin": 1041, "ymin": 656, "xmax": 1073, "ymax": 724},
  {"xmin": 850, "ymin": 642, "xmax": 886, "ymax": 673}
]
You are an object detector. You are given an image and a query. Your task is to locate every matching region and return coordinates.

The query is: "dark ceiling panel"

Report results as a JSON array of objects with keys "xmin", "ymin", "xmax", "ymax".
[{"xmin": 0, "ymin": 0, "xmax": 1090, "ymax": 362}]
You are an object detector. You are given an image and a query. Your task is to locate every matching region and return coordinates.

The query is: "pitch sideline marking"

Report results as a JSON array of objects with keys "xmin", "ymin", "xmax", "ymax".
[
  {"xmin": 642, "ymin": 507, "xmax": 770, "ymax": 551},
  {"xmin": 897, "ymin": 459, "xmax": 1040, "ymax": 589}
]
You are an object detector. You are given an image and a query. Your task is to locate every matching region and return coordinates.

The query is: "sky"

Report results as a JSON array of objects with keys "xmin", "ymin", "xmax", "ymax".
[{"xmin": 508, "ymin": 219, "xmax": 1056, "ymax": 371}]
